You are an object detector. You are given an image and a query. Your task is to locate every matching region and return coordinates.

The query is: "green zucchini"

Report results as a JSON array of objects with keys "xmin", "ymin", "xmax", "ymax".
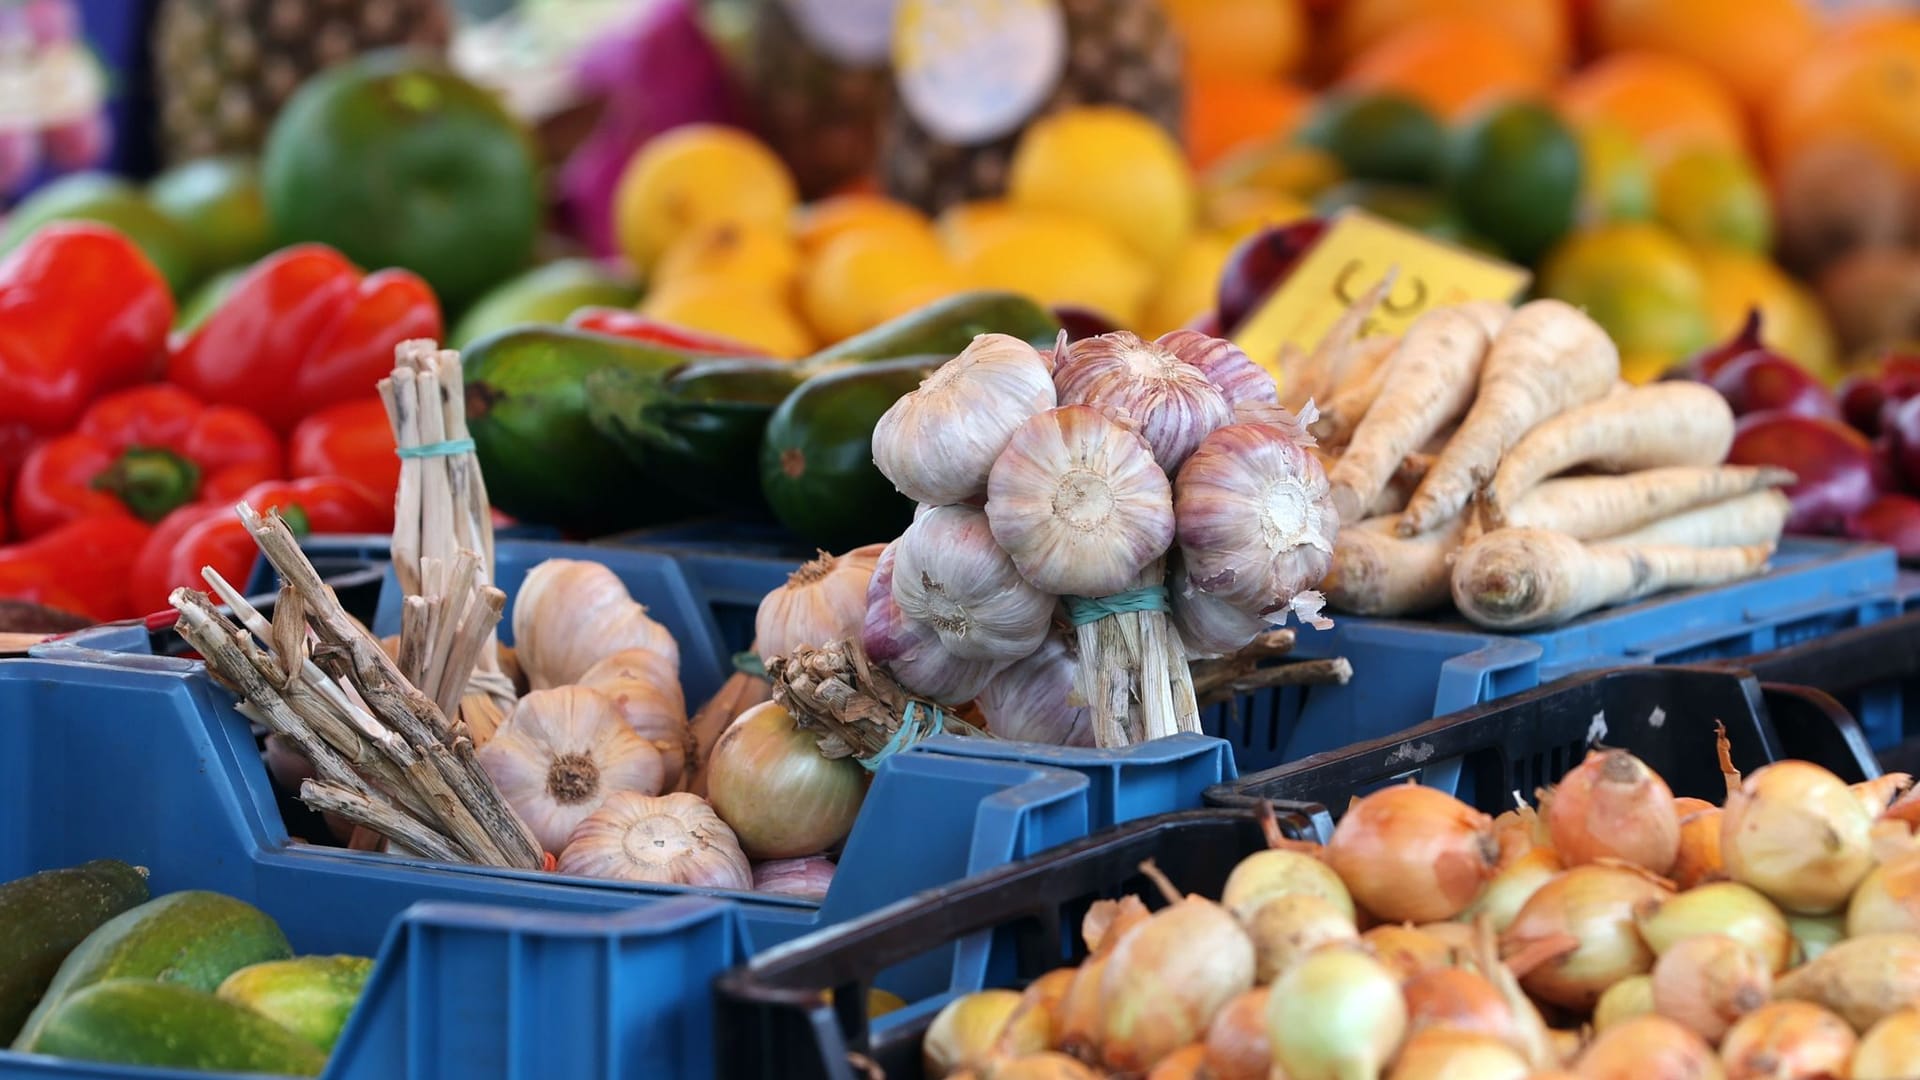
[
  {"xmin": 797, "ymin": 291, "xmax": 1059, "ymax": 375},
  {"xmin": 0, "ymin": 860, "xmax": 150, "ymax": 1043},
  {"xmin": 13, "ymin": 890, "xmax": 293, "ymax": 1051},
  {"xmin": 760, "ymin": 356, "xmax": 941, "ymax": 551},
  {"xmin": 218, "ymin": 954, "xmax": 374, "ymax": 1052},
  {"xmin": 32, "ymin": 979, "xmax": 326, "ymax": 1076}
]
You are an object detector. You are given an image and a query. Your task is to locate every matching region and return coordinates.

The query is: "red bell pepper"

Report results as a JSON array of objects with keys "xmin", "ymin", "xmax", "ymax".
[
  {"xmin": 0, "ymin": 513, "xmax": 153, "ymax": 621},
  {"xmin": 289, "ymin": 397, "xmax": 400, "ymax": 510},
  {"xmin": 566, "ymin": 307, "xmax": 769, "ymax": 356},
  {"xmin": 0, "ymin": 223, "xmax": 174, "ymax": 467},
  {"xmin": 167, "ymin": 244, "xmax": 442, "ymax": 433},
  {"xmin": 128, "ymin": 476, "xmax": 390, "ymax": 614},
  {"xmin": 11, "ymin": 384, "xmax": 284, "ymax": 539}
]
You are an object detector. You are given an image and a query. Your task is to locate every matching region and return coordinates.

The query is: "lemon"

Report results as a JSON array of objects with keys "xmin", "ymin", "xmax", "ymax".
[
  {"xmin": 793, "ymin": 195, "xmax": 934, "ymax": 258},
  {"xmin": 1204, "ymin": 188, "xmax": 1317, "ymax": 240},
  {"xmin": 640, "ymin": 278, "xmax": 815, "ymax": 359},
  {"xmin": 936, "ymin": 200, "xmax": 1022, "ymax": 264},
  {"xmin": 1575, "ymin": 121, "xmax": 1655, "ymax": 226},
  {"xmin": 1143, "ymin": 231, "xmax": 1238, "ymax": 337},
  {"xmin": 1653, "ymin": 147, "xmax": 1774, "ymax": 254},
  {"xmin": 954, "ymin": 210, "xmax": 1155, "ymax": 330},
  {"xmin": 613, "ymin": 125, "xmax": 798, "ymax": 271},
  {"xmin": 1693, "ymin": 246, "xmax": 1841, "ymax": 380},
  {"xmin": 654, "ymin": 223, "xmax": 802, "ymax": 298},
  {"xmin": 1204, "ymin": 141, "xmax": 1345, "ymax": 201},
  {"xmin": 1008, "ymin": 107, "xmax": 1197, "ymax": 263},
  {"xmin": 1540, "ymin": 222, "xmax": 1714, "ymax": 382},
  {"xmin": 801, "ymin": 226, "xmax": 965, "ymax": 344}
]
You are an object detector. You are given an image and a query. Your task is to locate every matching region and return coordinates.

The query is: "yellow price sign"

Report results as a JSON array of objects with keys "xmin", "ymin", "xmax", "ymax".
[{"xmin": 1231, "ymin": 210, "xmax": 1532, "ymax": 386}]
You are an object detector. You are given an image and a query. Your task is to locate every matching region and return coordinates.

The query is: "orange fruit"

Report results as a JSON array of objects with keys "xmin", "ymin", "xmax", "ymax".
[
  {"xmin": 952, "ymin": 210, "xmax": 1155, "ymax": 330},
  {"xmin": 1329, "ymin": 0, "xmax": 1571, "ymax": 74},
  {"xmin": 1558, "ymin": 51, "xmax": 1750, "ymax": 160},
  {"xmin": 801, "ymin": 227, "xmax": 963, "ymax": 344},
  {"xmin": 792, "ymin": 194, "xmax": 933, "ymax": 257},
  {"xmin": 653, "ymin": 223, "xmax": 802, "ymax": 298},
  {"xmin": 1185, "ymin": 77, "xmax": 1313, "ymax": 170},
  {"xmin": 641, "ymin": 278, "xmax": 815, "ymax": 359},
  {"xmin": 1162, "ymin": 0, "xmax": 1307, "ymax": 80},
  {"xmin": 1588, "ymin": 0, "xmax": 1819, "ymax": 113},
  {"xmin": 1338, "ymin": 17, "xmax": 1554, "ymax": 120},
  {"xmin": 1766, "ymin": 15, "xmax": 1920, "ymax": 174},
  {"xmin": 612, "ymin": 125, "xmax": 798, "ymax": 271}
]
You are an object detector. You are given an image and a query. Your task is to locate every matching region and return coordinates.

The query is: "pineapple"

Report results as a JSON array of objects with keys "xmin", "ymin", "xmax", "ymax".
[
  {"xmin": 737, "ymin": 0, "xmax": 892, "ymax": 199},
  {"xmin": 880, "ymin": 0, "xmax": 1183, "ymax": 214},
  {"xmin": 152, "ymin": 0, "xmax": 453, "ymax": 165}
]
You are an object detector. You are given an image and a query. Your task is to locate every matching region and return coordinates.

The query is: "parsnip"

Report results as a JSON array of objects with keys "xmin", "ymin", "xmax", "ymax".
[
  {"xmin": 1327, "ymin": 306, "xmax": 1494, "ymax": 524},
  {"xmin": 1482, "ymin": 382, "xmax": 1736, "ymax": 523},
  {"xmin": 1310, "ymin": 334, "xmax": 1402, "ymax": 446},
  {"xmin": 1605, "ymin": 490, "xmax": 1794, "ymax": 548},
  {"xmin": 1363, "ymin": 452, "xmax": 1437, "ymax": 517},
  {"xmin": 1323, "ymin": 514, "xmax": 1466, "ymax": 616},
  {"xmin": 1400, "ymin": 300, "xmax": 1620, "ymax": 536},
  {"xmin": 1498, "ymin": 466, "xmax": 1797, "ymax": 540},
  {"xmin": 1450, "ymin": 527, "xmax": 1774, "ymax": 630},
  {"xmin": 1284, "ymin": 270, "xmax": 1395, "ymax": 412}
]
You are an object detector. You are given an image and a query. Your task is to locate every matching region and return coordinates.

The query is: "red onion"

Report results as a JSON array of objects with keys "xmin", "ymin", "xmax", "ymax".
[
  {"xmin": 1709, "ymin": 351, "xmax": 1839, "ymax": 420},
  {"xmin": 1847, "ymin": 493, "xmax": 1920, "ymax": 558},
  {"xmin": 1727, "ymin": 413, "xmax": 1879, "ymax": 534}
]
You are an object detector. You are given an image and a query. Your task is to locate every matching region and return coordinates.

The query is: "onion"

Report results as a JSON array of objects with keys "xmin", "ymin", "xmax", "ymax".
[
  {"xmin": 1673, "ymin": 796, "xmax": 1716, "ymax": 816},
  {"xmin": 1651, "ymin": 934, "xmax": 1771, "ymax": 1043},
  {"xmin": 1634, "ymin": 882, "xmax": 1795, "ymax": 974},
  {"xmin": 1719, "ymin": 1001, "xmax": 1856, "ymax": 1080},
  {"xmin": 1136, "ymin": 1045, "xmax": 1205, "ymax": 1080},
  {"xmin": 1722, "ymin": 761, "xmax": 1874, "ymax": 915},
  {"xmin": 1547, "ymin": 749, "xmax": 1681, "ymax": 873},
  {"xmin": 1402, "ymin": 968, "xmax": 1517, "ymax": 1043},
  {"xmin": 1853, "ymin": 773, "xmax": 1914, "ymax": 818},
  {"xmin": 1363, "ymin": 925, "xmax": 1455, "ymax": 981},
  {"xmin": 1787, "ymin": 913, "xmax": 1845, "ymax": 964},
  {"xmin": 924, "ymin": 990, "xmax": 1049, "ymax": 1077},
  {"xmin": 1593, "ymin": 974, "xmax": 1654, "ymax": 1031},
  {"xmin": 1097, "ymin": 897, "xmax": 1256, "ymax": 1072},
  {"xmin": 750, "ymin": 856, "xmax": 836, "ymax": 899},
  {"xmin": 1574, "ymin": 1015, "xmax": 1721, "ymax": 1080},
  {"xmin": 1008, "ymin": 969, "xmax": 1076, "ymax": 1050},
  {"xmin": 705, "ymin": 701, "xmax": 866, "ymax": 859},
  {"xmin": 1847, "ymin": 849, "xmax": 1920, "ymax": 937},
  {"xmin": 1203, "ymin": 988, "xmax": 1270, "ymax": 1080},
  {"xmin": 1461, "ymin": 846, "xmax": 1562, "ymax": 935},
  {"xmin": 1267, "ymin": 948, "xmax": 1407, "ymax": 1080},
  {"xmin": 1853, "ymin": 1008, "xmax": 1920, "ymax": 1079},
  {"xmin": 1671, "ymin": 807, "xmax": 1725, "ymax": 890},
  {"xmin": 1413, "ymin": 921, "xmax": 1478, "ymax": 954},
  {"xmin": 1244, "ymin": 892, "xmax": 1357, "ymax": 983},
  {"xmin": 1326, "ymin": 784, "xmax": 1500, "ymax": 923},
  {"xmin": 1502, "ymin": 863, "xmax": 1672, "ymax": 1010},
  {"xmin": 989, "ymin": 1052, "xmax": 1102, "ymax": 1080},
  {"xmin": 1057, "ymin": 898, "xmax": 1151, "ymax": 1057},
  {"xmin": 1220, "ymin": 848, "xmax": 1355, "ymax": 922},
  {"xmin": 1773, "ymin": 933, "xmax": 1920, "ymax": 1032},
  {"xmin": 1385, "ymin": 1028, "xmax": 1528, "ymax": 1080}
]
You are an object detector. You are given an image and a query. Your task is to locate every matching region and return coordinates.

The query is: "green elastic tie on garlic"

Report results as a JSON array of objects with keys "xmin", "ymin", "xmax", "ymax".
[
  {"xmin": 395, "ymin": 437, "xmax": 476, "ymax": 459},
  {"xmin": 731, "ymin": 651, "xmax": 767, "ymax": 679},
  {"xmin": 1063, "ymin": 585, "xmax": 1171, "ymax": 627},
  {"xmin": 863, "ymin": 700, "xmax": 951, "ymax": 773}
]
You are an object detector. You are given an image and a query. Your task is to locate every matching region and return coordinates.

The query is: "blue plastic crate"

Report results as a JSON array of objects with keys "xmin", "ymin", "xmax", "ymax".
[
  {"xmin": 594, "ymin": 527, "xmax": 811, "ymax": 656},
  {"xmin": 912, "ymin": 732, "xmax": 1238, "ymax": 831}
]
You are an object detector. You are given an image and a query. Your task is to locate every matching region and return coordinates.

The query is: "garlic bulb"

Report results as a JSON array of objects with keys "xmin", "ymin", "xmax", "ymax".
[
  {"xmin": 478, "ymin": 686, "xmax": 667, "ymax": 854},
  {"xmin": 578, "ymin": 650, "xmax": 692, "ymax": 792},
  {"xmin": 1156, "ymin": 330, "xmax": 1278, "ymax": 408},
  {"xmin": 1169, "ymin": 556, "xmax": 1267, "ymax": 659},
  {"xmin": 872, "ymin": 333, "xmax": 1058, "ymax": 505},
  {"xmin": 512, "ymin": 559, "xmax": 679, "ymax": 690},
  {"xmin": 976, "ymin": 636, "xmax": 1094, "ymax": 746},
  {"xmin": 862, "ymin": 542, "xmax": 1004, "ymax": 704},
  {"xmin": 1175, "ymin": 422, "xmax": 1339, "ymax": 619},
  {"xmin": 755, "ymin": 544, "xmax": 885, "ymax": 660},
  {"xmin": 892, "ymin": 504, "xmax": 1055, "ymax": 663},
  {"xmin": 1055, "ymin": 331, "xmax": 1232, "ymax": 473},
  {"xmin": 556, "ymin": 791, "xmax": 752, "ymax": 889},
  {"xmin": 752, "ymin": 856, "xmax": 837, "ymax": 900},
  {"xmin": 986, "ymin": 405, "xmax": 1175, "ymax": 597}
]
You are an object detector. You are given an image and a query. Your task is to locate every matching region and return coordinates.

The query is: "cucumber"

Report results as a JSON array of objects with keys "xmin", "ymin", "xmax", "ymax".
[
  {"xmin": 32, "ymin": 979, "xmax": 326, "ymax": 1076},
  {"xmin": 760, "ymin": 356, "xmax": 941, "ymax": 551},
  {"xmin": 797, "ymin": 291, "xmax": 1059, "ymax": 375},
  {"xmin": 218, "ymin": 954, "xmax": 373, "ymax": 1052},
  {"xmin": 0, "ymin": 860, "xmax": 150, "ymax": 1043},
  {"xmin": 13, "ymin": 890, "xmax": 293, "ymax": 1051}
]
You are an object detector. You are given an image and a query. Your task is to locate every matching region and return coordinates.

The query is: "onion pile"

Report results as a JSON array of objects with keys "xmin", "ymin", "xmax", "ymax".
[{"xmin": 917, "ymin": 747, "xmax": 1920, "ymax": 1078}]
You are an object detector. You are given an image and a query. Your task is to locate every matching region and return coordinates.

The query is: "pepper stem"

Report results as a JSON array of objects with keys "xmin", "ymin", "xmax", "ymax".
[{"xmin": 92, "ymin": 447, "xmax": 201, "ymax": 523}]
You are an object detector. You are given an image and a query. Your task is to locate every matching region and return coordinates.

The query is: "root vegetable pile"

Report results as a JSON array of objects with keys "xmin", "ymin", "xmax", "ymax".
[{"xmin": 921, "ymin": 736, "xmax": 1920, "ymax": 1079}]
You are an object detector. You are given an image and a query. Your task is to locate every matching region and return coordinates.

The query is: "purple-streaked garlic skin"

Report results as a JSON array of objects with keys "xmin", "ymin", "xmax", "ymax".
[
  {"xmin": 754, "ymin": 545, "xmax": 883, "ymax": 661},
  {"xmin": 872, "ymin": 333, "xmax": 1058, "ymax": 505},
  {"xmin": 752, "ymin": 856, "xmax": 837, "ymax": 900},
  {"xmin": 479, "ymin": 686, "xmax": 668, "ymax": 855},
  {"xmin": 862, "ymin": 541, "xmax": 1006, "ymax": 704},
  {"xmin": 1157, "ymin": 329, "xmax": 1279, "ymax": 409},
  {"xmin": 1169, "ymin": 557, "xmax": 1268, "ymax": 659},
  {"xmin": 1055, "ymin": 331, "xmax": 1233, "ymax": 475},
  {"xmin": 891, "ymin": 504, "xmax": 1056, "ymax": 663},
  {"xmin": 976, "ymin": 635, "xmax": 1096, "ymax": 747},
  {"xmin": 557, "ymin": 791, "xmax": 752, "ymax": 889},
  {"xmin": 1175, "ymin": 422, "xmax": 1339, "ymax": 619}
]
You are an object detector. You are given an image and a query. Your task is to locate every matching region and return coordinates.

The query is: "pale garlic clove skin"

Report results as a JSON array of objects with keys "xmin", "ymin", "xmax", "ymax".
[
  {"xmin": 891, "ymin": 504, "xmax": 1056, "ymax": 663},
  {"xmin": 511, "ymin": 559, "xmax": 680, "ymax": 690},
  {"xmin": 986, "ymin": 405, "xmax": 1175, "ymax": 597},
  {"xmin": 976, "ymin": 635, "xmax": 1095, "ymax": 747},
  {"xmin": 1056, "ymin": 331, "xmax": 1233, "ymax": 475},
  {"xmin": 577, "ymin": 649, "xmax": 692, "ymax": 791},
  {"xmin": 1169, "ymin": 556, "xmax": 1268, "ymax": 659},
  {"xmin": 754, "ymin": 545, "xmax": 883, "ymax": 661},
  {"xmin": 1156, "ymin": 329, "xmax": 1279, "ymax": 409},
  {"xmin": 872, "ymin": 332, "xmax": 1059, "ymax": 506},
  {"xmin": 862, "ymin": 541, "xmax": 1007, "ymax": 704},
  {"xmin": 556, "ymin": 791, "xmax": 752, "ymax": 890},
  {"xmin": 751, "ymin": 856, "xmax": 837, "ymax": 900},
  {"xmin": 478, "ymin": 685, "xmax": 668, "ymax": 855},
  {"xmin": 1175, "ymin": 423, "xmax": 1339, "ymax": 619}
]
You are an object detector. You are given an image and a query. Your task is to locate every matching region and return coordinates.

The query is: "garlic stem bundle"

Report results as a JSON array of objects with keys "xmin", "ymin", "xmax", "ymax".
[
  {"xmin": 754, "ymin": 544, "xmax": 885, "ymax": 661},
  {"xmin": 975, "ymin": 636, "xmax": 1094, "ymax": 747},
  {"xmin": 862, "ymin": 542, "xmax": 1005, "ymax": 704},
  {"xmin": 1055, "ymin": 331, "xmax": 1232, "ymax": 474},
  {"xmin": 556, "ymin": 791, "xmax": 751, "ymax": 889},
  {"xmin": 986, "ymin": 405, "xmax": 1175, "ymax": 597},
  {"xmin": 892, "ymin": 504, "xmax": 1056, "ymax": 663},
  {"xmin": 1156, "ymin": 329, "xmax": 1278, "ymax": 409},
  {"xmin": 511, "ymin": 559, "xmax": 679, "ymax": 690},
  {"xmin": 1175, "ymin": 421, "xmax": 1339, "ymax": 626},
  {"xmin": 477, "ymin": 686, "xmax": 667, "ymax": 855},
  {"xmin": 872, "ymin": 333, "xmax": 1058, "ymax": 505}
]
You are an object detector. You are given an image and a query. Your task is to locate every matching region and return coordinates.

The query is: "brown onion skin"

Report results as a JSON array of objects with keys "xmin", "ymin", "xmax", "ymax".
[
  {"xmin": 1719, "ymin": 1001, "xmax": 1856, "ymax": 1080},
  {"xmin": 1575, "ymin": 1015, "xmax": 1722, "ymax": 1080},
  {"xmin": 1651, "ymin": 934, "xmax": 1771, "ymax": 1044},
  {"xmin": 1097, "ymin": 899, "xmax": 1256, "ymax": 1072},
  {"xmin": 1326, "ymin": 784, "xmax": 1501, "ymax": 923},
  {"xmin": 1502, "ymin": 864, "xmax": 1672, "ymax": 1011},
  {"xmin": 1203, "ymin": 988, "xmax": 1270, "ymax": 1080},
  {"xmin": 1402, "ymin": 968, "xmax": 1517, "ymax": 1043},
  {"xmin": 1547, "ymin": 750, "xmax": 1682, "ymax": 874},
  {"xmin": 1140, "ymin": 1044, "xmax": 1207, "ymax": 1080},
  {"xmin": 1363, "ymin": 925, "xmax": 1455, "ymax": 981},
  {"xmin": 1853, "ymin": 1007, "xmax": 1920, "ymax": 1080},
  {"xmin": 705, "ymin": 702, "xmax": 867, "ymax": 860},
  {"xmin": 1386, "ymin": 1029, "xmax": 1529, "ymax": 1080},
  {"xmin": 992, "ymin": 1052, "xmax": 1103, "ymax": 1080},
  {"xmin": 1671, "ymin": 808, "xmax": 1726, "ymax": 890},
  {"xmin": 1847, "ymin": 849, "xmax": 1920, "ymax": 937}
]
